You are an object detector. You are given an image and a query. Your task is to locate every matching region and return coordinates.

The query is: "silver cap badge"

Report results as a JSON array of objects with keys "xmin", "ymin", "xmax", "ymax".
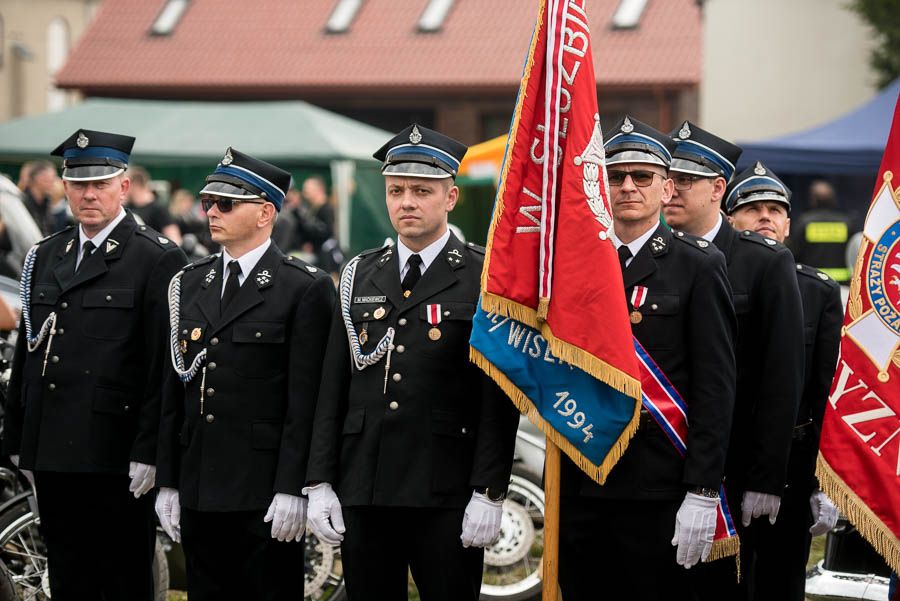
[
  {"xmin": 409, "ymin": 125, "xmax": 422, "ymax": 144},
  {"xmin": 621, "ymin": 117, "xmax": 634, "ymax": 134},
  {"xmin": 678, "ymin": 122, "xmax": 691, "ymax": 140},
  {"xmin": 76, "ymin": 132, "xmax": 89, "ymax": 149},
  {"xmin": 754, "ymin": 161, "xmax": 766, "ymax": 176},
  {"xmin": 221, "ymin": 148, "xmax": 233, "ymax": 166}
]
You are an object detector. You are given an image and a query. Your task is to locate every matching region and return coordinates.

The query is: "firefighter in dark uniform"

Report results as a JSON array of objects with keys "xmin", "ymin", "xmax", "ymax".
[
  {"xmin": 2, "ymin": 129, "xmax": 187, "ymax": 600},
  {"xmin": 661, "ymin": 121, "xmax": 806, "ymax": 596},
  {"xmin": 304, "ymin": 124, "xmax": 520, "ymax": 601},
  {"xmin": 788, "ymin": 180, "xmax": 855, "ymax": 284},
  {"xmin": 155, "ymin": 148, "xmax": 335, "ymax": 601},
  {"xmin": 725, "ymin": 162, "xmax": 842, "ymax": 601},
  {"xmin": 558, "ymin": 116, "xmax": 737, "ymax": 601}
]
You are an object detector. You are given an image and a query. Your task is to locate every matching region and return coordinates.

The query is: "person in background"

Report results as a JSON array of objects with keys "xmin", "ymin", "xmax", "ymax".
[
  {"xmin": 48, "ymin": 177, "xmax": 74, "ymax": 233},
  {"xmin": 0, "ymin": 174, "xmax": 43, "ymax": 277},
  {"xmin": 297, "ymin": 176, "xmax": 335, "ymax": 254},
  {"xmin": 725, "ymin": 162, "xmax": 842, "ymax": 600},
  {"xmin": 788, "ymin": 180, "xmax": 855, "ymax": 284},
  {"xmin": 126, "ymin": 166, "xmax": 182, "ymax": 246},
  {"xmin": 272, "ymin": 187, "xmax": 301, "ymax": 253},
  {"xmin": 21, "ymin": 160, "xmax": 60, "ymax": 236}
]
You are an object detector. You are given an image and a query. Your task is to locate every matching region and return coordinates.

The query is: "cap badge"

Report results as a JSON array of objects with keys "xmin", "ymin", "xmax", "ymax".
[
  {"xmin": 409, "ymin": 125, "xmax": 423, "ymax": 145},
  {"xmin": 76, "ymin": 132, "xmax": 89, "ymax": 149},
  {"xmin": 221, "ymin": 148, "xmax": 233, "ymax": 166},
  {"xmin": 678, "ymin": 122, "xmax": 691, "ymax": 140},
  {"xmin": 105, "ymin": 239, "xmax": 119, "ymax": 254},
  {"xmin": 255, "ymin": 270, "xmax": 271, "ymax": 286},
  {"xmin": 754, "ymin": 161, "xmax": 766, "ymax": 176},
  {"xmin": 621, "ymin": 117, "xmax": 634, "ymax": 134}
]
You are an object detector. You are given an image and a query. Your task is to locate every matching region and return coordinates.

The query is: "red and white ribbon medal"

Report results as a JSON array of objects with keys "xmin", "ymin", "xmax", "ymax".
[
  {"xmin": 630, "ymin": 286, "xmax": 648, "ymax": 324},
  {"xmin": 427, "ymin": 304, "xmax": 442, "ymax": 341}
]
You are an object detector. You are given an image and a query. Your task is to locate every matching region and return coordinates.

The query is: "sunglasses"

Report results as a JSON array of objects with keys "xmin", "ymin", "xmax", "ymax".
[
  {"xmin": 200, "ymin": 197, "xmax": 265, "ymax": 213},
  {"xmin": 607, "ymin": 170, "xmax": 662, "ymax": 188}
]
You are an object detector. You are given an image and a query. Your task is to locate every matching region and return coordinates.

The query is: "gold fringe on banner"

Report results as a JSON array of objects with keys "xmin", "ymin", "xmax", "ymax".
[
  {"xmin": 816, "ymin": 454, "xmax": 900, "ymax": 573},
  {"xmin": 480, "ymin": 292, "xmax": 642, "ymax": 401},
  {"xmin": 707, "ymin": 535, "xmax": 741, "ymax": 577},
  {"xmin": 470, "ymin": 346, "xmax": 639, "ymax": 486}
]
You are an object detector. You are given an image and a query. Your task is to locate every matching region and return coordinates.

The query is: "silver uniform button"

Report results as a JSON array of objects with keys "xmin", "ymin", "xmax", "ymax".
[
  {"xmin": 389, "ymin": 401, "xmax": 399, "ymax": 410},
  {"xmin": 48, "ymin": 383, "xmax": 56, "ymax": 391},
  {"xmin": 651, "ymin": 304, "xmax": 658, "ymax": 310},
  {"xmin": 206, "ymin": 414, "xmax": 215, "ymax": 423},
  {"xmin": 51, "ymin": 356, "xmax": 59, "ymax": 363},
  {"xmin": 461, "ymin": 427, "xmax": 468, "ymax": 434},
  {"xmin": 392, "ymin": 373, "xmax": 402, "ymax": 382},
  {"xmin": 210, "ymin": 337, "xmax": 219, "ymax": 346},
  {"xmin": 57, "ymin": 328, "xmax": 64, "ymax": 335},
  {"xmin": 255, "ymin": 332, "xmax": 262, "ymax": 338},
  {"xmin": 396, "ymin": 345, "xmax": 405, "ymax": 353},
  {"xmin": 444, "ymin": 311, "xmax": 450, "ymax": 317},
  {"xmin": 60, "ymin": 302, "xmax": 68, "ymax": 309},
  {"xmin": 105, "ymin": 295, "xmax": 112, "ymax": 302},
  {"xmin": 206, "ymin": 388, "xmax": 215, "ymax": 397},
  {"xmin": 207, "ymin": 362, "xmax": 217, "ymax": 371},
  {"xmin": 398, "ymin": 318, "xmax": 407, "ymax": 326}
]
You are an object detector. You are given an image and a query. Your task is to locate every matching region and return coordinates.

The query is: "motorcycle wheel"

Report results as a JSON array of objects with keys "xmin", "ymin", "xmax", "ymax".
[
  {"xmin": 480, "ymin": 465, "xmax": 545, "ymax": 601},
  {"xmin": 304, "ymin": 529, "xmax": 347, "ymax": 601},
  {"xmin": 0, "ymin": 495, "xmax": 169, "ymax": 600}
]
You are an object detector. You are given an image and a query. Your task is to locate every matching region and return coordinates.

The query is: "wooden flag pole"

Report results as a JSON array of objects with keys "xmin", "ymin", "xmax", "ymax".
[{"xmin": 542, "ymin": 440, "xmax": 560, "ymax": 601}]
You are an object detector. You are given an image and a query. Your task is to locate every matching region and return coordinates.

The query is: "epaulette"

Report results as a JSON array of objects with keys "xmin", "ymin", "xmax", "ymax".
[
  {"xmin": 35, "ymin": 225, "xmax": 74, "ymax": 246},
  {"xmin": 135, "ymin": 225, "xmax": 177, "ymax": 248},
  {"xmin": 358, "ymin": 243, "xmax": 392, "ymax": 259},
  {"xmin": 183, "ymin": 253, "xmax": 219, "ymax": 271},
  {"xmin": 465, "ymin": 241, "xmax": 486, "ymax": 255},
  {"xmin": 672, "ymin": 230, "xmax": 713, "ymax": 253},
  {"xmin": 283, "ymin": 255, "xmax": 325, "ymax": 278},
  {"xmin": 739, "ymin": 229, "xmax": 783, "ymax": 251},
  {"xmin": 796, "ymin": 263, "xmax": 839, "ymax": 287}
]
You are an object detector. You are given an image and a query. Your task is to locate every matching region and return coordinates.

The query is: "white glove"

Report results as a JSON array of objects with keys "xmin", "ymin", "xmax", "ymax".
[
  {"xmin": 264, "ymin": 493, "xmax": 307, "ymax": 542},
  {"xmin": 303, "ymin": 482, "xmax": 345, "ymax": 545},
  {"xmin": 9, "ymin": 455, "xmax": 35, "ymax": 491},
  {"xmin": 741, "ymin": 490, "xmax": 781, "ymax": 526},
  {"xmin": 155, "ymin": 487, "xmax": 181, "ymax": 543},
  {"xmin": 128, "ymin": 461, "xmax": 156, "ymax": 498},
  {"xmin": 671, "ymin": 492, "xmax": 718, "ymax": 568},
  {"xmin": 461, "ymin": 491, "xmax": 504, "ymax": 548},
  {"xmin": 809, "ymin": 491, "xmax": 839, "ymax": 536}
]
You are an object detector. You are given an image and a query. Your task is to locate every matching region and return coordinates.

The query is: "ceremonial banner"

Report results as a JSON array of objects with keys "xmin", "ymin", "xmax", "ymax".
[
  {"xmin": 817, "ymin": 94, "xmax": 900, "ymax": 572},
  {"xmin": 469, "ymin": 0, "xmax": 641, "ymax": 483}
]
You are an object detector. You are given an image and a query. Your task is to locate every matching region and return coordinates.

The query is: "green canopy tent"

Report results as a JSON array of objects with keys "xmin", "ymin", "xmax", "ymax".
[{"xmin": 0, "ymin": 98, "xmax": 395, "ymax": 255}]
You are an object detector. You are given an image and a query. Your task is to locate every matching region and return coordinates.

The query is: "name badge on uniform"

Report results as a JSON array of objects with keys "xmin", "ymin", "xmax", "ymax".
[
  {"xmin": 354, "ymin": 296, "xmax": 387, "ymax": 304},
  {"xmin": 426, "ymin": 304, "xmax": 442, "ymax": 340},
  {"xmin": 630, "ymin": 286, "xmax": 648, "ymax": 324}
]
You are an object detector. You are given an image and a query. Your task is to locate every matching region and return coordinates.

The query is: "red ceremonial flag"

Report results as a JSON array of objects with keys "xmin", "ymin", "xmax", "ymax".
[
  {"xmin": 817, "ymin": 93, "xmax": 900, "ymax": 573},
  {"xmin": 479, "ymin": 0, "xmax": 640, "ymax": 440}
]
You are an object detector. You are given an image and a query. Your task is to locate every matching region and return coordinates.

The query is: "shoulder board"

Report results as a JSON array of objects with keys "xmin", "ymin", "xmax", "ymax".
[
  {"xmin": 465, "ymin": 241, "xmax": 486, "ymax": 255},
  {"xmin": 135, "ymin": 225, "xmax": 176, "ymax": 248},
  {"xmin": 358, "ymin": 243, "xmax": 393, "ymax": 259},
  {"xmin": 796, "ymin": 263, "xmax": 839, "ymax": 287},
  {"xmin": 183, "ymin": 253, "xmax": 219, "ymax": 271},
  {"xmin": 283, "ymin": 255, "xmax": 325, "ymax": 278},
  {"xmin": 739, "ymin": 229, "xmax": 783, "ymax": 251},
  {"xmin": 671, "ymin": 230, "xmax": 712, "ymax": 253},
  {"xmin": 35, "ymin": 225, "xmax": 74, "ymax": 246}
]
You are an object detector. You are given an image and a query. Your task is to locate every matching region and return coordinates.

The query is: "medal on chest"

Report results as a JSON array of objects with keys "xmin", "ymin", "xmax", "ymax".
[
  {"xmin": 426, "ymin": 303, "xmax": 442, "ymax": 341},
  {"xmin": 630, "ymin": 286, "xmax": 648, "ymax": 324}
]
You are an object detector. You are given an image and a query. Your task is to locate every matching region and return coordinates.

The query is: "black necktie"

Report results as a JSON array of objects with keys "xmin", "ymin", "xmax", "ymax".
[
  {"xmin": 77, "ymin": 240, "xmax": 96, "ymax": 273},
  {"xmin": 617, "ymin": 245, "xmax": 632, "ymax": 273},
  {"xmin": 401, "ymin": 254, "xmax": 423, "ymax": 298},
  {"xmin": 221, "ymin": 260, "xmax": 242, "ymax": 310}
]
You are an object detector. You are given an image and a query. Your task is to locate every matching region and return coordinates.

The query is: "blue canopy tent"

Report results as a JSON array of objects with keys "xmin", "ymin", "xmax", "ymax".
[{"xmin": 737, "ymin": 79, "xmax": 900, "ymax": 176}]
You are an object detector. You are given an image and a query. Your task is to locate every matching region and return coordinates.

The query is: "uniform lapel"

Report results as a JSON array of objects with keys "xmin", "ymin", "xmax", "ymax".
[
  {"xmin": 210, "ymin": 243, "xmax": 280, "ymax": 335},
  {"xmin": 622, "ymin": 223, "xmax": 669, "ymax": 290},
  {"xmin": 51, "ymin": 228, "xmax": 80, "ymax": 289},
  {"xmin": 370, "ymin": 247, "xmax": 405, "ymax": 309},
  {"xmin": 196, "ymin": 256, "xmax": 223, "ymax": 324},
  {"xmin": 400, "ymin": 234, "xmax": 463, "ymax": 314},
  {"xmin": 59, "ymin": 214, "xmax": 135, "ymax": 293}
]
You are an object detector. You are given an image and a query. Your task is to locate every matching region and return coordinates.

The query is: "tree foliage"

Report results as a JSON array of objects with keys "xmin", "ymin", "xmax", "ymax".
[{"xmin": 851, "ymin": 0, "xmax": 900, "ymax": 88}]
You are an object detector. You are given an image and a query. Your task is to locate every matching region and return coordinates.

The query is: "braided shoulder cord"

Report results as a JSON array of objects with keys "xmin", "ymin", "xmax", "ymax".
[
  {"xmin": 168, "ymin": 269, "xmax": 207, "ymax": 382},
  {"xmin": 340, "ymin": 255, "xmax": 394, "ymax": 371},
  {"xmin": 20, "ymin": 244, "xmax": 58, "ymax": 353}
]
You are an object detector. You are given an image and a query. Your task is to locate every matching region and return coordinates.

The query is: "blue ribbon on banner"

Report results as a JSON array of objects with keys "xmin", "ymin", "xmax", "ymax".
[{"xmin": 470, "ymin": 306, "xmax": 636, "ymax": 469}]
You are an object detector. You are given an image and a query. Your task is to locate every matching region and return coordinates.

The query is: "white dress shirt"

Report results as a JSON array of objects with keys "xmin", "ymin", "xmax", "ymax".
[
  {"xmin": 220, "ymin": 238, "xmax": 272, "ymax": 296},
  {"xmin": 75, "ymin": 207, "xmax": 128, "ymax": 270},
  {"xmin": 610, "ymin": 220, "xmax": 660, "ymax": 268},
  {"xmin": 397, "ymin": 228, "xmax": 451, "ymax": 283}
]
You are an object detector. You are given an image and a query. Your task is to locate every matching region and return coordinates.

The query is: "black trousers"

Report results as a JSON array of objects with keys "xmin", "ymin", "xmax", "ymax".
[
  {"xmin": 34, "ymin": 471, "xmax": 156, "ymax": 601},
  {"xmin": 341, "ymin": 506, "xmax": 484, "ymax": 601},
  {"xmin": 559, "ymin": 495, "xmax": 689, "ymax": 601},
  {"xmin": 180, "ymin": 507, "xmax": 304, "ymax": 601}
]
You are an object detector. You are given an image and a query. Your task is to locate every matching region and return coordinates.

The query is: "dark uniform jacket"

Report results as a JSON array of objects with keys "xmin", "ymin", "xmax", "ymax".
[
  {"xmin": 306, "ymin": 233, "xmax": 520, "ymax": 509},
  {"xmin": 790, "ymin": 264, "xmax": 842, "ymax": 494},
  {"xmin": 712, "ymin": 224, "xmax": 805, "ymax": 496},
  {"xmin": 156, "ymin": 243, "xmax": 335, "ymax": 512},
  {"xmin": 561, "ymin": 223, "xmax": 737, "ymax": 500},
  {"xmin": 3, "ymin": 213, "xmax": 187, "ymax": 473}
]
